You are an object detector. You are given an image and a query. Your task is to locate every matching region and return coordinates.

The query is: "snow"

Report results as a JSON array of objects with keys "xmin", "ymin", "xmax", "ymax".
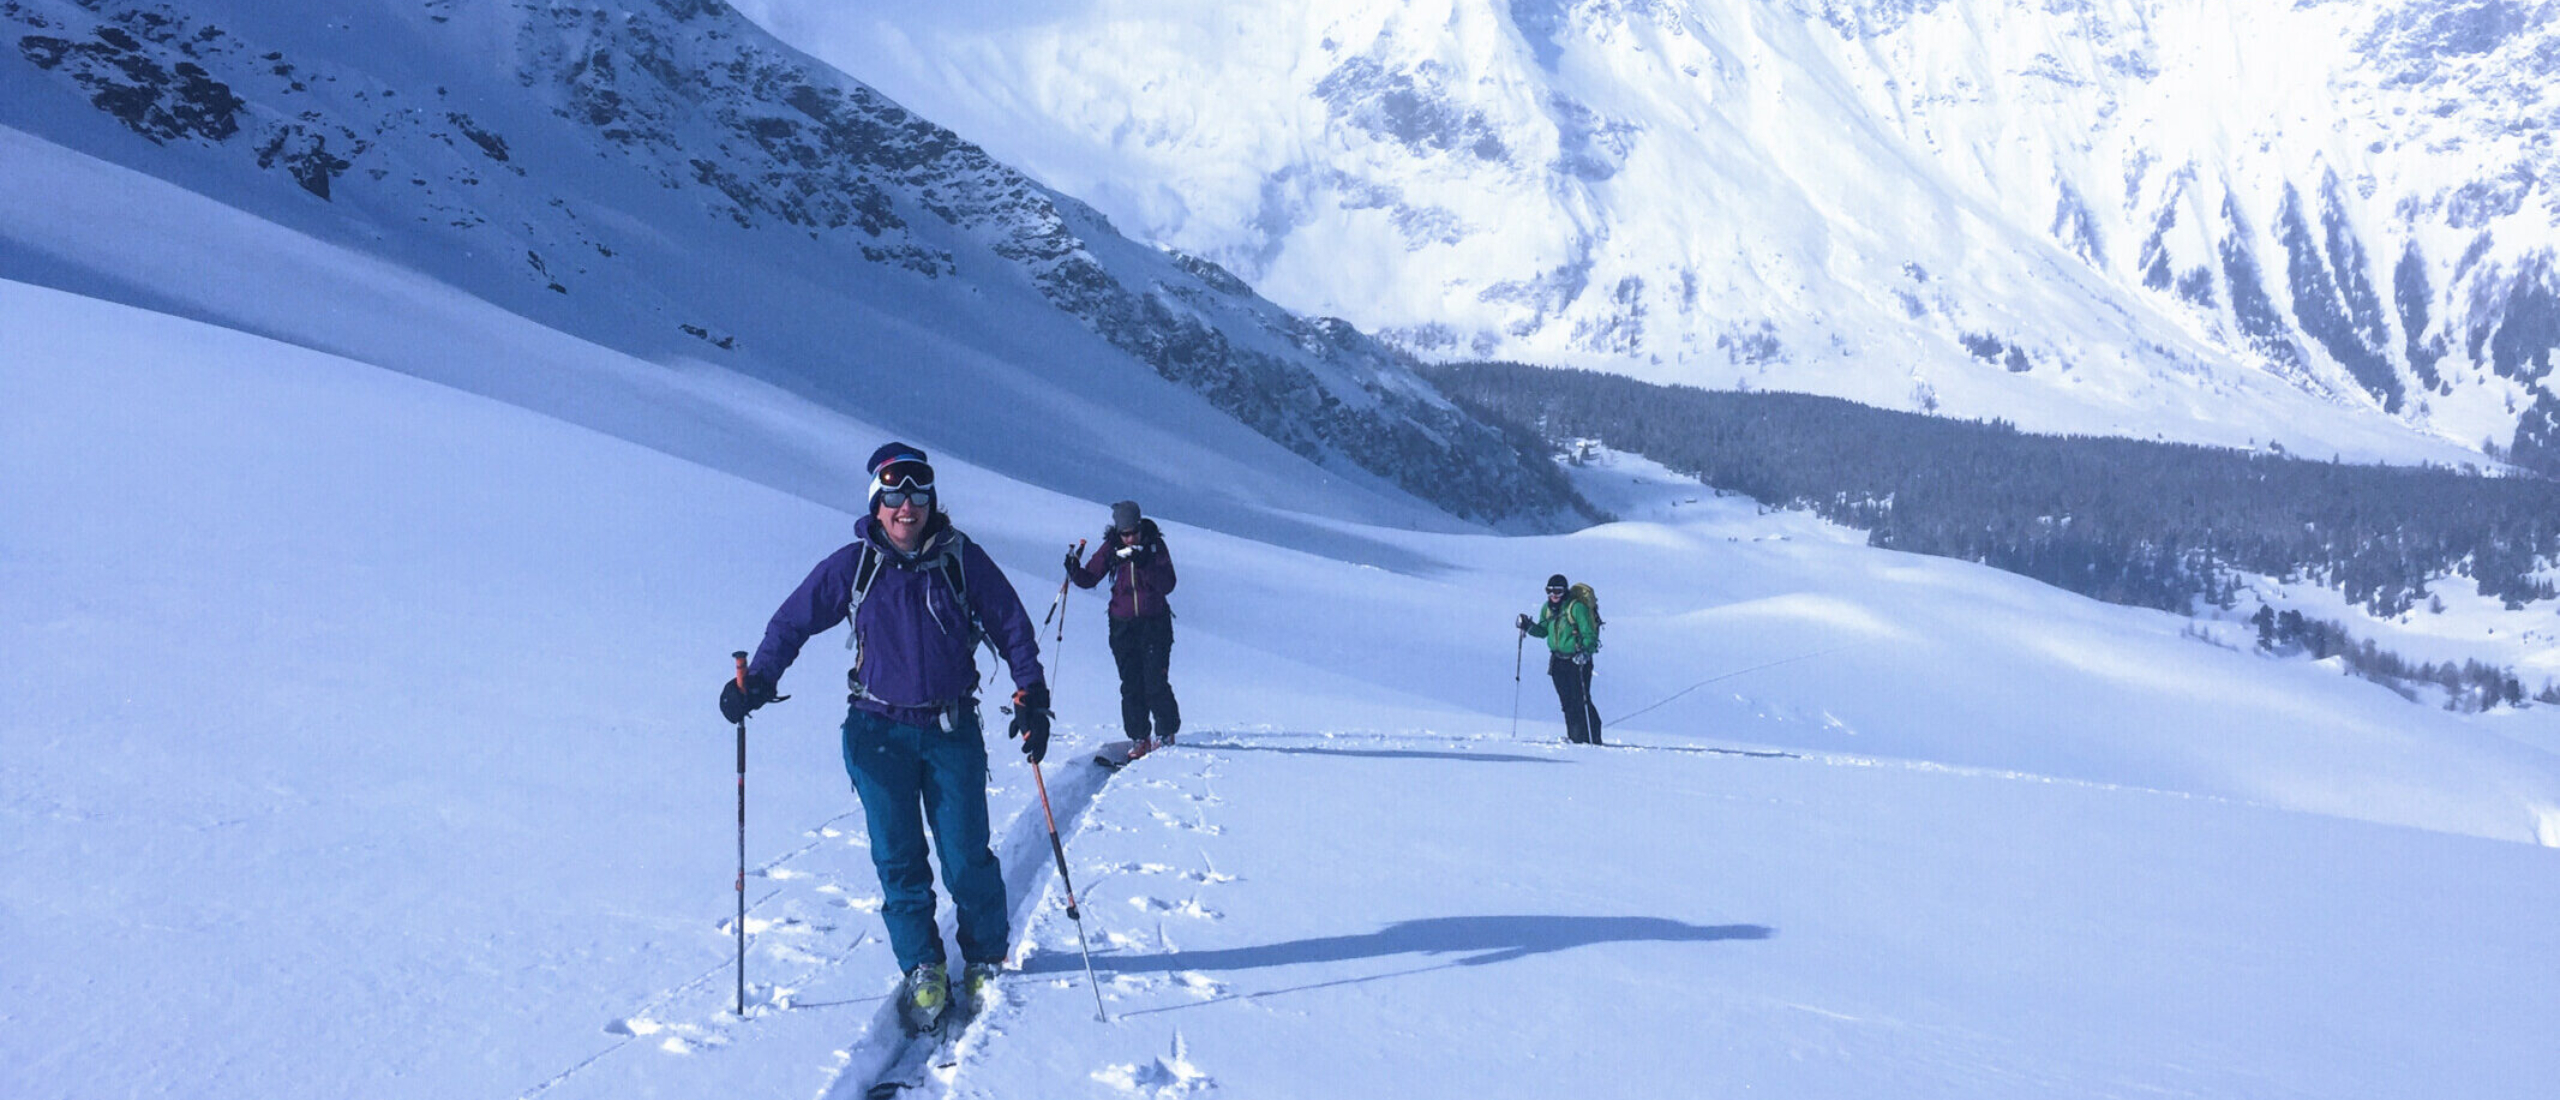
[
  {"xmin": 7, "ymin": 274, "xmax": 2558, "ymax": 1100},
  {"xmin": 731, "ymin": 0, "xmax": 2554, "ymax": 465}
]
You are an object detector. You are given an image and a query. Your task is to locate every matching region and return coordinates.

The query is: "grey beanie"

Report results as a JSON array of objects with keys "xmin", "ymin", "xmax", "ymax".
[{"xmin": 1110, "ymin": 500, "xmax": 1143, "ymax": 532}]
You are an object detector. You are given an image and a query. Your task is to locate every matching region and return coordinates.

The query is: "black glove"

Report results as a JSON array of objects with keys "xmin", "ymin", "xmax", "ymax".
[
  {"xmin": 1007, "ymin": 683, "xmax": 1053, "ymax": 763},
  {"xmin": 1063, "ymin": 548, "xmax": 1083, "ymax": 574},
  {"xmin": 720, "ymin": 673, "xmax": 780, "ymax": 723},
  {"xmin": 1516, "ymin": 613, "xmax": 1534, "ymax": 632}
]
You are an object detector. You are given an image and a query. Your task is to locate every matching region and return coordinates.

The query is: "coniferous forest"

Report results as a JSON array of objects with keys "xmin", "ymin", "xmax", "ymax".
[{"xmin": 1431, "ymin": 362, "xmax": 2560, "ymax": 706}]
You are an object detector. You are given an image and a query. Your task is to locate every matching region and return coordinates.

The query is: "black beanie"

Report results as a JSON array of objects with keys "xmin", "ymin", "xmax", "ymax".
[{"xmin": 1546, "ymin": 573, "xmax": 1569, "ymax": 591}]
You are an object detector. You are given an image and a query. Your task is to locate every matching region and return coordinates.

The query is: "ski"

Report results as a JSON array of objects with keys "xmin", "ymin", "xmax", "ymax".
[
  {"xmin": 1091, "ymin": 736, "xmax": 1153, "ymax": 770},
  {"xmin": 864, "ymin": 999, "xmax": 984, "ymax": 1098}
]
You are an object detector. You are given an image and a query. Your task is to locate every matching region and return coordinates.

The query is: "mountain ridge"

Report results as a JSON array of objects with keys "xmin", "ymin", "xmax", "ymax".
[
  {"xmin": 0, "ymin": 0, "xmax": 1585, "ymax": 530},
  {"xmin": 737, "ymin": 0, "xmax": 2560, "ymax": 474}
]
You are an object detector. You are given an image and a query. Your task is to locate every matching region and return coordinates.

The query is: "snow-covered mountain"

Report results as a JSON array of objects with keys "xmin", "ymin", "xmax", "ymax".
[
  {"xmin": 11, "ymin": 5, "xmax": 2560, "ymax": 1098},
  {"xmin": 738, "ymin": 0, "xmax": 2560, "ymax": 472},
  {"xmin": 0, "ymin": 0, "xmax": 1580, "ymax": 530}
]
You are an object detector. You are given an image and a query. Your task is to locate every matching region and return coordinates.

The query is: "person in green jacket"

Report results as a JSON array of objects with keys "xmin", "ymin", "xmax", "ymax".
[{"xmin": 1517, "ymin": 573, "xmax": 1602, "ymax": 745}]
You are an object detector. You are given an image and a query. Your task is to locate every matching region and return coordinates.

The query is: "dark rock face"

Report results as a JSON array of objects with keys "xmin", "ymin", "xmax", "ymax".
[
  {"xmin": 1315, "ymin": 56, "xmax": 1512, "ymax": 163},
  {"xmin": 2277, "ymin": 183, "xmax": 2401, "ymax": 410},
  {"xmin": 10, "ymin": 3, "xmax": 366, "ymax": 198},
  {"xmin": 2050, "ymin": 178, "xmax": 2104, "ymax": 267},
  {"xmin": 2360, "ymin": 0, "xmax": 2535, "ymax": 83},
  {"xmin": 16, "ymin": 27, "xmax": 243, "ymax": 143},
  {"xmin": 2469, "ymin": 255, "xmax": 2559, "ymax": 384},
  {"xmin": 1796, "ymin": 0, "xmax": 1953, "ymax": 40},
  {"xmin": 2396, "ymin": 243, "xmax": 2447, "ymax": 389},
  {"xmin": 1960, "ymin": 331, "xmax": 2030, "ymax": 372},
  {"xmin": 2220, "ymin": 197, "xmax": 2309, "ymax": 375}
]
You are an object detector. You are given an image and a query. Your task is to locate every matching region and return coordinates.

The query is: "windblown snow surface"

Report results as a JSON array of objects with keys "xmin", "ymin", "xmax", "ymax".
[{"xmin": 6, "ymin": 267, "xmax": 2559, "ymax": 1100}]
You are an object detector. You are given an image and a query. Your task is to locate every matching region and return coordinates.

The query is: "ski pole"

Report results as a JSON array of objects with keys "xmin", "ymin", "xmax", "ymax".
[
  {"xmin": 1045, "ymin": 539, "xmax": 1085, "ymax": 687},
  {"xmin": 730, "ymin": 651, "xmax": 751, "ymax": 1016},
  {"xmin": 1511, "ymin": 627, "xmax": 1525, "ymax": 739},
  {"xmin": 1030, "ymin": 760, "xmax": 1108, "ymax": 1022},
  {"xmin": 1043, "ymin": 539, "xmax": 1087, "ymax": 627},
  {"xmin": 1606, "ymin": 643, "xmax": 1862, "ymax": 726}
]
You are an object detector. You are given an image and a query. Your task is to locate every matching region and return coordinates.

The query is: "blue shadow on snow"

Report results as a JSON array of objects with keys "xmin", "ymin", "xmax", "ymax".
[
  {"xmin": 1025, "ymin": 914, "xmax": 1772, "ymax": 976},
  {"xmin": 1188, "ymin": 741, "xmax": 1560, "ymax": 765}
]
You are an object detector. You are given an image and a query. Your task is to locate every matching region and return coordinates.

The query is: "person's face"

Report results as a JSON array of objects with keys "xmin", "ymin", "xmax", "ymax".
[
  {"xmin": 1119, "ymin": 526, "xmax": 1143, "ymax": 543},
  {"xmin": 876, "ymin": 490, "xmax": 931, "ymax": 550},
  {"xmin": 1546, "ymin": 587, "xmax": 1566, "ymax": 605}
]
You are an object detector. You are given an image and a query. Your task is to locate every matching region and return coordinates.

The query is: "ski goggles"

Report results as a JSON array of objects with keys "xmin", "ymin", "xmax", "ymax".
[
  {"xmin": 874, "ymin": 458, "xmax": 933, "ymax": 491},
  {"xmin": 871, "ymin": 459, "xmax": 935, "ymax": 508}
]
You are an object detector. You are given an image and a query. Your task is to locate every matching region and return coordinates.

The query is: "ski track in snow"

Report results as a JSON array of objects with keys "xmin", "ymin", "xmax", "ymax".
[
  {"xmin": 819, "ymin": 750, "xmax": 1118, "ymax": 1099},
  {"xmin": 819, "ymin": 738, "xmax": 1249, "ymax": 1098},
  {"xmin": 512, "ymin": 731, "xmax": 1259, "ymax": 1100},
  {"xmin": 509, "ymin": 747, "xmax": 1120, "ymax": 1100}
]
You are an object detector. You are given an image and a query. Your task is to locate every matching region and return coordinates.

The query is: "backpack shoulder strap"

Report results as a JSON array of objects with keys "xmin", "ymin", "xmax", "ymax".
[
  {"xmin": 936, "ymin": 529, "xmax": 972, "ymax": 604},
  {"xmin": 938, "ymin": 531, "xmax": 997, "ymax": 675},
  {"xmin": 843, "ymin": 541, "xmax": 884, "ymax": 653}
]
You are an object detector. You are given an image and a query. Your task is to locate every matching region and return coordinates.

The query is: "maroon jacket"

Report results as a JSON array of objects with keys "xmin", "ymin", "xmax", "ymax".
[{"xmin": 1068, "ymin": 518, "xmax": 1177, "ymax": 619}]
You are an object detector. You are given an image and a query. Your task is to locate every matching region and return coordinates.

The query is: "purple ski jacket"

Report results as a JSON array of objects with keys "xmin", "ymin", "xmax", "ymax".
[
  {"xmin": 747, "ymin": 514, "xmax": 1044, "ymax": 727},
  {"xmin": 1067, "ymin": 519, "xmax": 1177, "ymax": 619}
]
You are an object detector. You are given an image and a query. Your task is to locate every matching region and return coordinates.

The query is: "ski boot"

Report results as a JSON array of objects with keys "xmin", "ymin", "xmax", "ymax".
[
  {"xmin": 1154, "ymin": 730, "xmax": 1177, "ymax": 749},
  {"xmin": 898, "ymin": 962, "xmax": 949, "ymax": 1034},
  {"xmin": 960, "ymin": 961, "xmax": 1003, "ymax": 1015}
]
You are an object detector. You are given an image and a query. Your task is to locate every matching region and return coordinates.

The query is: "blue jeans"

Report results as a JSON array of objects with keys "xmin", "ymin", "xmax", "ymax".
[{"xmin": 840, "ymin": 705, "xmax": 1009, "ymax": 972}]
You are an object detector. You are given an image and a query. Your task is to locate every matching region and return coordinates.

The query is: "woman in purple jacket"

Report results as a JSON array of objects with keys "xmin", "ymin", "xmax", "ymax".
[
  {"xmin": 720, "ymin": 442, "xmax": 1047, "ymax": 1033},
  {"xmin": 1065, "ymin": 500, "xmax": 1181, "ymax": 750}
]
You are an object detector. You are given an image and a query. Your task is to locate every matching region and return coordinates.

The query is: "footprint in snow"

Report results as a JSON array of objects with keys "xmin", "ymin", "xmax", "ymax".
[
  {"xmin": 1127, "ymin": 895, "xmax": 1222, "ymax": 920},
  {"xmin": 766, "ymin": 942, "xmax": 826, "ymax": 966},
  {"xmin": 1093, "ymin": 1030, "xmax": 1214, "ymax": 1096},
  {"xmin": 815, "ymin": 885, "xmax": 884, "ymax": 912},
  {"xmin": 1146, "ymin": 809, "xmax": 1222, "ymax": 835},
  {"xmin": 739, "ymin": 914, "xmax": 828, "ymax": 936},
  {"xmin": 606, "ymin": 1015, "xmax": 732, "ymax": 1054}
]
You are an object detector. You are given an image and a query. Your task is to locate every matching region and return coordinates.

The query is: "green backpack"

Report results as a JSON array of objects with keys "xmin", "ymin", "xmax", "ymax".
[{"xmin": 1566, "ymin": 582, "xmax": 1602, "ymax": 652}]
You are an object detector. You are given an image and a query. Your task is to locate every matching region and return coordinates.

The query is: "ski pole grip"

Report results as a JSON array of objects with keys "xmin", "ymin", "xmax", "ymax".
[{"xmin": 733, "ymin": 651, "xmax": 749, "ymax": 689}]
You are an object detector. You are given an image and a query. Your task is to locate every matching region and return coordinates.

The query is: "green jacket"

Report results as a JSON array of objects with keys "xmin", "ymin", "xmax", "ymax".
[{"xmin": 1525, "ymin": 597, "xmax": 1598, "ymax": 656}]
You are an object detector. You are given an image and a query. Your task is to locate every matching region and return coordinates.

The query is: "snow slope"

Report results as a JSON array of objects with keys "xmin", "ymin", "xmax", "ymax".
[
  {"xmin": 7, "ymin": 278, "xmax": 2557, "ymax": 1098},
  {"xmin": 0, "ymin": 0, "xmax": 1576, "ymax": 529}
]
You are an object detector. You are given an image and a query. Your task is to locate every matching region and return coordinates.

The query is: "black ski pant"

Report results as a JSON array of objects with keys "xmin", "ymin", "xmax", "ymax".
[
  {"xmin": 1548, "ymin": 653, "xmax": 1601, "ymax": 745},
  {"xmin": 1109, "ymin": 613, "xmax": 1181, "ymax": 742}
]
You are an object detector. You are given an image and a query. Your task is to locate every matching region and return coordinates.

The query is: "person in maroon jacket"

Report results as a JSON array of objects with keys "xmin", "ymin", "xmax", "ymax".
[{"xmin": 1065, "ymin": 500, "xmax": 1181, "ymax": 748}]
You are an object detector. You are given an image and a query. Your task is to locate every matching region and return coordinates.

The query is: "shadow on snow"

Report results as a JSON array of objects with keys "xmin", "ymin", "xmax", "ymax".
[
  {"xmin": 1027, "ymin": 914, "xmax": 1773, "ymax": 977},
  {"xmin": 1188, "ymin": 741, "xmax": 1563, "ymax": 765}
]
